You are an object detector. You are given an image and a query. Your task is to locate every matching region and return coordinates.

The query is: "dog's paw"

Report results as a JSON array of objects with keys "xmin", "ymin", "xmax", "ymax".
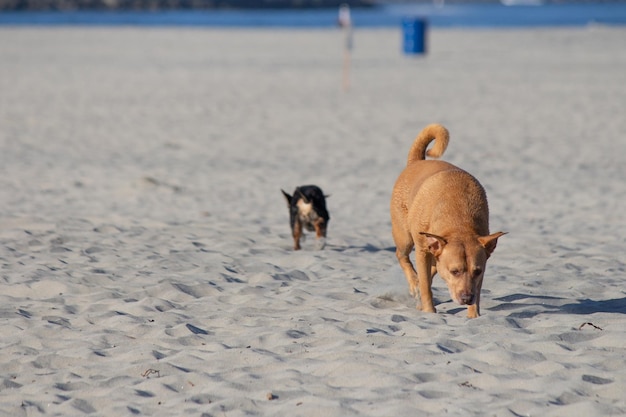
[
  {"xmin": 416, "ymin": 302, "xmax": 436, "ymax": 313},
  {"xmin": 467, "ymin": 305, "xmax": 479, "ymax": 318},
  {"xmin": 315, "ymin": 238, "xmax": 327, "ymax": 250}
]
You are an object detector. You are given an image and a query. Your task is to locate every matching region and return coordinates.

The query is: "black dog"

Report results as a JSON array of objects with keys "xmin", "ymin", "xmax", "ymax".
[{"xmin": 281, "ymin": 185, "xmax": 330, "ymax": 250}]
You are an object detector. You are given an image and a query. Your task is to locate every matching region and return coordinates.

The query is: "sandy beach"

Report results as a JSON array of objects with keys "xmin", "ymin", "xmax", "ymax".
[{"xmin": 1, "ymin": 25, "xmax": 625, "ymax": 416}]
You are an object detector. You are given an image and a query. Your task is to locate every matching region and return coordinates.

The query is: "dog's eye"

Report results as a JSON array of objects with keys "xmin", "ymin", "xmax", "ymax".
[
  {"xmin": 450, "ymin": 269, "xmax": 461, "ymax": 277},
  {"xmin": 472, "ymin": 268, "xmax": 482, "ymax": 278}
]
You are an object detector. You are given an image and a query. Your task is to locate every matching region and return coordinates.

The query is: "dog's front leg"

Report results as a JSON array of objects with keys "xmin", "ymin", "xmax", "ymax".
[
  {"xmin": 466, "ymin": 278, "xmax": 482, "ymax": 318},
  {"xmin": 467, "ymin": 302, "xmax": 479, "ymax": 319},
  {"xmin": 293, "ymin": 221, "xmax": 303, "ymax": 250},
  {"xmin": 313, "ymin": 218, "xmax": 327, "ymax": 250},
  {"xmin": 415, "ymin": 253, "xmax": 436, "ymax": 313}
]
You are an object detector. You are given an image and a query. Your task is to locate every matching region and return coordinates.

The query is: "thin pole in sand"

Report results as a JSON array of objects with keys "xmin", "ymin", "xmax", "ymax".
[{"xmin": 338, "ymin": 3, "xmax": 353, "ymax": 92}]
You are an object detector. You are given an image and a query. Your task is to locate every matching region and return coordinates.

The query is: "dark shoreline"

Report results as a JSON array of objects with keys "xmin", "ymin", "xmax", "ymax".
[
  {"xmin": 3, "ymin": 0, "xmax": 617, "ymax": 12},
  {"xmin": 0, "ymin": 0, "xmax": 376, "ymax": 11}
]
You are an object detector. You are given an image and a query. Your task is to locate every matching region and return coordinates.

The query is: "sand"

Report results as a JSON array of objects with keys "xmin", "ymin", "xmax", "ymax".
[{"xmin": 1, "ymin": 25, "xmax": 625, "ymax": 416}]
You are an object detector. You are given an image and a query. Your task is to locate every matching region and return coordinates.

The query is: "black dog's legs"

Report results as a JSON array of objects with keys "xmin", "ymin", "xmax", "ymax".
[{"xmin": 293, "ymin": 220, "xmax": 303, "ymax": 250}]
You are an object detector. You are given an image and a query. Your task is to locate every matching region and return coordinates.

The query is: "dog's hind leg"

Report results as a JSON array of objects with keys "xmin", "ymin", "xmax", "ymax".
[
  {"xmin": 392, "ymin": 223, "xmax": 419, "ymax": 297},
  {"xmin": 415, "ymin": 252, "xmax": 436, "ymax": 313},
  {"xmin": 395, "ymin": 244, "xmax": 419, "ymax": 298}
]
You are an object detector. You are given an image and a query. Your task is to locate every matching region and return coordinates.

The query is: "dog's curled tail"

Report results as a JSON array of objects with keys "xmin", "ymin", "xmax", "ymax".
[{"xmin": 406, "ymin": 123, "xmax": 450, "ymax": 165}]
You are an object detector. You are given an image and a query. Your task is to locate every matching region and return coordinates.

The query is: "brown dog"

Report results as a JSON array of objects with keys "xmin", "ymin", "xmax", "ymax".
[{"xmin": 390, "ymin": 124, "xmax": 505, "ymax": 318}]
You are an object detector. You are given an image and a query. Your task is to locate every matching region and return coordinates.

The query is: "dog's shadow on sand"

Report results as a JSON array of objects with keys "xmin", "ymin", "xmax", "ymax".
[
  {"xmin": 328, "ymin": 244, "xmax": 396, "ymax": 253},
  {"xmin": 324, "ymin": 244, "xmax": 626, "ymax": 318},
  {"xmin": 487, "ymin": 293, "xmax": 626, "ymax": 318}
]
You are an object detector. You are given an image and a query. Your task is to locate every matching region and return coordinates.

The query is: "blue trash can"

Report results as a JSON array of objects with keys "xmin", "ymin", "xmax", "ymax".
[{"xmin": 402, "ymin": 18, "xmax": 427, "ymax": 55}]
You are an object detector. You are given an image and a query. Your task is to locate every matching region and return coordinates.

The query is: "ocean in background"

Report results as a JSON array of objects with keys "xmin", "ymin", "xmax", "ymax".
[{"xmin": 1, "ymin": 3, "xmax": 626, "ymax": 27}]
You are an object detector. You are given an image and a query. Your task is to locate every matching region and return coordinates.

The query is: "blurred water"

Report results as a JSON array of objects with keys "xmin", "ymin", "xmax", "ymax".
[{"xmin": 1, "ymin": 3, "xmax": 626, "ymax": 27}]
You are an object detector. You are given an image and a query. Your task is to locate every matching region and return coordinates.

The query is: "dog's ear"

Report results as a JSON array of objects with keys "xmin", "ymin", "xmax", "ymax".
[
  {"xmin": 281, "ymin": 189, "xmax": 293, "ymax": 206},
  {"xmin": 478, "ymin": 231, "xmax": 507, "ymax": 258},
  {"xmin": 420, "ymin": 232, "xmax": 447, "ymax": 256}
]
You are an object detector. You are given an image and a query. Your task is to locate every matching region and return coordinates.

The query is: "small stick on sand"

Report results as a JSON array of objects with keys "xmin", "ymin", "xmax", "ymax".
[
  {"xmin": 141, "ymin": 369, "xmax": 161, "ymax": 378},
  {"xmin": 578, "ymin": 322, "xmax": 603, "ymax": 331}
]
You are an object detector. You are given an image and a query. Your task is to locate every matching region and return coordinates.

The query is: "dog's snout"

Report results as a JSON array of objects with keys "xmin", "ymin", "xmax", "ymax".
[{"xmin": 459, "ymin": 293, "xmax": 474, "ymax": 305}]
